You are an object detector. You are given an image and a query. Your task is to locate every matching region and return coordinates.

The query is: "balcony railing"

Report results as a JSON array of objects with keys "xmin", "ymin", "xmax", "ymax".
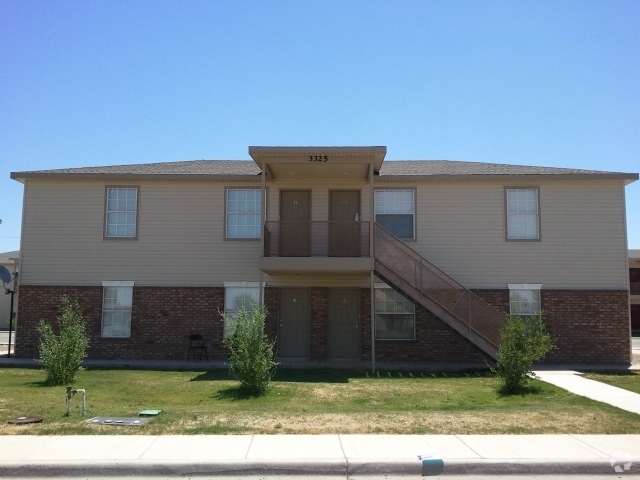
[
  {"xmin": 264, "ymin": 221, "xmax": 371, "ymax": 257},
  {"xmin": 631, "ymin": 282, "xmax": 640, "ymax": 296}
]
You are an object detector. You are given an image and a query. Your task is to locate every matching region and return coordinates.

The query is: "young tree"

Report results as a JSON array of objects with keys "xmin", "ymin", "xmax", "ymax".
[
  {"xmin": 493, "ymin": 313, "xmax": 555, "ymax": 394},
  {"xmin": 222, "ymin": 304, "xmax": 277, "ymax": 396},
  {"xmin": 37, "ymin": 295, "xmax": 89, "ymax": 386}
]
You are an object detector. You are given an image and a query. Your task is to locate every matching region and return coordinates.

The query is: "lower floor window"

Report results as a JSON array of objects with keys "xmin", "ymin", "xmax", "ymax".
[
  {"xmin": 101, "ymin": 281, "xmax": 134, "ymax": 338},
  {"xmin": 375, "ymin": 284, "xmax": 415, "ymax": 340},
  {"xmin": 508, "ymin": 283, "xmax": 542, "ymax": 316},
  {"xmin": 223, "ymin": 282, "xmax": 264, "ymax": 337}
]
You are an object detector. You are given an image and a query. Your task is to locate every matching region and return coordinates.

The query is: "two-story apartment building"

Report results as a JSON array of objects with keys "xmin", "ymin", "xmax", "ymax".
[{"xmin": 10, "ymin": 146, "xmax": 638, "ymax": 366}]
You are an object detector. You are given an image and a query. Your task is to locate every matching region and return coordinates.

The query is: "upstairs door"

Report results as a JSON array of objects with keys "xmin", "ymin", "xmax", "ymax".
[
  {"xmin": 280, "ymin": 190, "xmax": 311, "ymax": 257},
  {"xmin": 329, "ymin": 191, "xmax": 360, "ymax": 257}
]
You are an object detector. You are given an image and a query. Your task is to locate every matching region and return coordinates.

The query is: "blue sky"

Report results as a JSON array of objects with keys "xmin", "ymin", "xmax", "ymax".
[{"xmin": 1, "ymin": 1, "xmax": 639, "ymax": 252}]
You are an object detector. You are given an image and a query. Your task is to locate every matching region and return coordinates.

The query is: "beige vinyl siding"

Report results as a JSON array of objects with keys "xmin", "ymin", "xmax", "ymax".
[
  {"xmin": 21, "ymin": 178, "xmax": 372, "ymax": 287},
  {"xmin": 404, "ymin": 179, "xmax": 629, "ymax": 289},
  {"xmin": 20, "ymin": 176, "xmax": 629, "ymax": 291},
  {"xmin": 20, "ymin": 179, "xmax": 264, "ymax": 286}
]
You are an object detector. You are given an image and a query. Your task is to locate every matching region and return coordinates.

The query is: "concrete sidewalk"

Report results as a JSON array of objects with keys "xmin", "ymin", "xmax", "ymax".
[
  {"xmin": 0, "ymin": 434, "xmax": 639, "ymax": 477},
  {"xmin": 534, "ymin": 369, "xmax": 640, "ymax": 415}
]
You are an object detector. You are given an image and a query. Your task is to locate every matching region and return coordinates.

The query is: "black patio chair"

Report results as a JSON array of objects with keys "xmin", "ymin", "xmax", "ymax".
[{"xmin": 187, "ymin": 334, "xmax": 209, "ymax": 362}]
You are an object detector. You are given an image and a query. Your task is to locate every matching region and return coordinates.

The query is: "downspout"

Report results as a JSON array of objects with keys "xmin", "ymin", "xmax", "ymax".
[
  {"xmin": 621, "ymin": 182, "xmax": 632, "ymax": 364},
  {"xmin": 369, "ymin": 162, "xmax": 376, "ymax": 373},
  {"xmin": 260, "ymin": 163, "xmax": 266, "ymax": 305}
]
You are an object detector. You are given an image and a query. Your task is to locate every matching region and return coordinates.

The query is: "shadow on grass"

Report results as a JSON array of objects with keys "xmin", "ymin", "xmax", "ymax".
[
  {"xmin": 497, "ymin": 383, "xmax": 545, "ymax": 397},
  {"xmin": 214, "ymin": 386, "xmax": 264, "ymax": 401},
  {"xmin": 25, "ymin": 380, "xmax": 50, "ymax": 388},
  {"xmin": 190, "ymin": 367, "xmax": 493, "ymax": 384},
  {"xmin": 190, "ymin": 368, "xmax": 355, "ymax": 383},
  {"xmin": 189, "ymin": 370, "xmax": 232, "ymax": 382},
  {"xmin": 582, "ymin": 370, "xmax": 638, "ymax": 377}
]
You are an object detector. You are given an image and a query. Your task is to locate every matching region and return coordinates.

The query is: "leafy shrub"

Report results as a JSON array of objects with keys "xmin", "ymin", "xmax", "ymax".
[
  {"xmin": 493, "ymin": 313, "xmax": 555, "ymax": 394},
  {"xmin": 37, "ymin": 296, "xmax": 89, "ymax": 386},
  {"xmin": 222, "ymin": 304, "xmax": 277, "ymax": 396}
]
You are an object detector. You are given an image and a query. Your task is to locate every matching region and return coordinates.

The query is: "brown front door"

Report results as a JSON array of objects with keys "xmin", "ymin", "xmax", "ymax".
[
  {"xmin": 278, "ymin": 288, "xmax": 310, "ymax": 357},
  {"xmin": 329, "ymin": 191, "xmax": 360, "ymax": 257},
  {"xmin": 280, "ymin": 190, "xmax": 311, "ymax": 257},
  {"xmin": 328, "ymin": 289, "xmax": 360, "ymax": 358}
]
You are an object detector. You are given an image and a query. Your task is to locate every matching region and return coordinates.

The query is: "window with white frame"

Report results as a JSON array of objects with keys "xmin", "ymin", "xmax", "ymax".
[
  {"xmin": 506, "ymin": 187, "xmax": 539, "ymax": 240},
  {"xmin": 223, "ymin": 282, "xmax": 264, "ymax": 337},
  {"xmin": 375, "ymin": 189, "xmax": 415, "ymax": 239},
  {"xmin": 101, "ymin": 281, "xmax": 134, "ymax": 338},
  {"xmin": 508, "ymin": 284, "xmax": 542, "ymax": 316},
  {"xmin": 105, "ymin": 187, "xmax": 138, "ymax": 238},
  {"xmin": 226, "ymin": 188, "xmax": 261, "ymax": 239},
  {"xmin": 375, "ymin": 284, "xmax": 415, "ymax": 340}
]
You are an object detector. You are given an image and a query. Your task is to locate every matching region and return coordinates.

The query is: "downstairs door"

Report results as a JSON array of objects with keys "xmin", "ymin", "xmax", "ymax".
[
  {"xmin": 278, "ymin": 288, "xmax": 310, "ymax": 357},
  {"xmin": 328, "ymin": 288, "xmax": 360, "ymax": 358}
]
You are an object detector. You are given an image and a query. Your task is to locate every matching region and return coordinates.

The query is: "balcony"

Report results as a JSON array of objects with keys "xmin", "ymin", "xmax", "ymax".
[{"xmin": 261, "ymin": 221, "xmax": 372, "ymax": 275}]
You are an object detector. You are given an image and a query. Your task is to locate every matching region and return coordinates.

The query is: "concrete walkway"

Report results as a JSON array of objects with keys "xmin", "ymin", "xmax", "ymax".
[
  {"xmin": 1, "ymin": 434, "xmax": 639, "ymax": 477},
  {"xmin": 534, "ymin": 369, "xmax": 640, "ymax": 415}
]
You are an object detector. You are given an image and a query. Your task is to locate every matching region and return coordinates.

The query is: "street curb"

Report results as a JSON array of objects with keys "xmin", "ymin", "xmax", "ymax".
[{"xmin": 1, "ymin": 458, "xmax": 638, "ymax": 477}]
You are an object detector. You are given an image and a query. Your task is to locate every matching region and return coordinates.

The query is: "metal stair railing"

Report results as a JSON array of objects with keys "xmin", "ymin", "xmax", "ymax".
[{"xmin": 373, "ymin": 223, "xmax": 505, "ymax": 358}]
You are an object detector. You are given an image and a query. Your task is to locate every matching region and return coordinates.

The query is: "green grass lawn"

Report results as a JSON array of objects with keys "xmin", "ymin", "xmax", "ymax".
[
  {"xmin": 1, "ymin": 367, "xmax": 639, "ymax": 435},
  {"xmin": 582, "ymin": 370, "xmax": 640, "ymax": 394}
]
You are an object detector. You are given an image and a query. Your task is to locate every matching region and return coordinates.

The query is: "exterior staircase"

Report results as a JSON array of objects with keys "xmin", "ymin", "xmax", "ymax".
[{"xmin": 373, "ymin": 224, "xmax": 506, "ymax": 359}]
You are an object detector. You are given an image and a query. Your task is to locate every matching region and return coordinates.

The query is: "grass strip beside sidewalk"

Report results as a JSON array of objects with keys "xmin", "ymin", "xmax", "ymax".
[{"xmin": 1, "ymin": 367, "xmax": 639, "ymax": 435}]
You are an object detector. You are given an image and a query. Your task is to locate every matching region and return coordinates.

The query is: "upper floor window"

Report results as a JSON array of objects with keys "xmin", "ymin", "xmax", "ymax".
[
  {"xmin": 105, "ymin": 187, "xmax": 138, "ymax": 238},
  {"xmin": 375, "ymin": 189, "xmax": 415, "ymax": 239},
  {"xmin": 506, "ymin": 187, "xmax": 539, "ymax": 240},
  {"xmin": 508, "ymin": 284, "xmax": 542, "ymax": 316},
  {"xmin": 226, "ymin": 188, "xmax": 261, "ymax": 239},
  {"xmin": 101, "ymin": 281, "xmax": 134, "ymax": 338}
]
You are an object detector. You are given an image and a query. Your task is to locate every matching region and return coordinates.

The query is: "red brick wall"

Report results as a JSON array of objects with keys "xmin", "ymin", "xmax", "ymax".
[
  {"xmin": 15, "ymin": 286, "xmax": 103, "ymax": 359},
  {"xmin": 264, "ymin": 287, "xmax": 279, "ymax": 342},
  {"xmin": 473, "ymin": 289, "xmax": 631, "ymax": 365},
  {"xmin": 540, "ymin": 290, "xmax": 630, "ymax": 364},
  {"xmin": 15, "ymin": 285, "xmax": 226, "ymax": 360},
  {"xmin": 310, "ymin": 288, "xmax": 329, "ymax": 361},
  {"xmin": 15, "ymin": 285, "xmax": 630, "ymax": 365}
]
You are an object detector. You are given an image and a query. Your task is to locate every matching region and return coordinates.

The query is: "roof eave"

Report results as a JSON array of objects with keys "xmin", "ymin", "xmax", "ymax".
[
  {"xmin": 10, "ymin": 172, "xmax": 261, "ymax": 182},
  {"xmin": 376, "ymin": 173, "xmax": 639, "ymax": 183}
]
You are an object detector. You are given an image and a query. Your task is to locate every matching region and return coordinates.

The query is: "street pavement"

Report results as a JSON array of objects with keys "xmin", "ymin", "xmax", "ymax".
[{"xmin": 1, "ymin": 340, "xmax": 640, "ymax": 477}]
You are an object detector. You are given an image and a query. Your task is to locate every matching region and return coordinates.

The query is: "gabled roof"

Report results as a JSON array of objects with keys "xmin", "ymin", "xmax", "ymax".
[
  {"xmin": 379, "ymin": 160, "xmax": 638, "ymax": 183},
  {"xmin": 10, "ymin": 158, "xmax": 638, "ymax": 183},
  {"xmin": 11, "ymin": 160, "xmax": 262, "ymax": 182}
]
